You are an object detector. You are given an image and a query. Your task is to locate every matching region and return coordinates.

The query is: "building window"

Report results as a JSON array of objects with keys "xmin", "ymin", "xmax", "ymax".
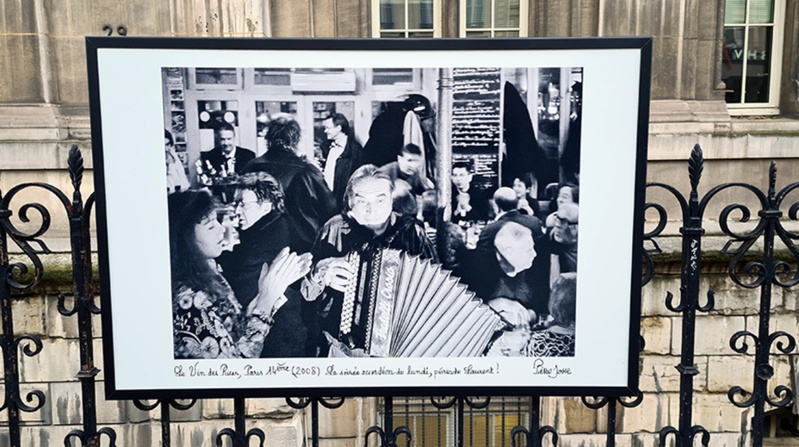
[
  {"xmin": 372, "ymin": 0, "xmax": 441, "ymax": 37},
  {"xmin": 460, "ymin": 0, "xmax": 527, "ymax": 37},
  {"xmin": 380, "ymin": 397, "xmax": 530, "ymax": 447},
  {"xmin": 722, "ymin": 0, "xmax": 785, "ymax": 115}
]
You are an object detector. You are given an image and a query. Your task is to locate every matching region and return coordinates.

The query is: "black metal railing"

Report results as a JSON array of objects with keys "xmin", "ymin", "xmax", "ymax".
[{"xmin": 0, "ymin": 144, "xmax": 796, "ymax": 446}]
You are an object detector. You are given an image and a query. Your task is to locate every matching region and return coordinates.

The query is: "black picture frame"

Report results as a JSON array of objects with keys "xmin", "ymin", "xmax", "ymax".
[{"xmin": 87, "ymin": 36, "xmax": 651, "ymax": 400}]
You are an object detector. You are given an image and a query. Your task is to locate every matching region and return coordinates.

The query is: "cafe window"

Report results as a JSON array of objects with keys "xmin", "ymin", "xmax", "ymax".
[
  {"xmin": 460, "ymin": 0, "xmax": 527, "ymax": 37},
  {"xmin": 722, "ymin": 0, "xmax": 785, "ymax": 115},
  {"xmin": 372, "ymin": 0, "xmax": 441, "ymax": 37}
]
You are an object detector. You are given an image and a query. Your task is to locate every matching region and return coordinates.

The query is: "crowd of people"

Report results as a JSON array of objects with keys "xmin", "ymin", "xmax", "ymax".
[{"xmin": 166, "ymin": 95, "xmax": 580, "ymax": 360}]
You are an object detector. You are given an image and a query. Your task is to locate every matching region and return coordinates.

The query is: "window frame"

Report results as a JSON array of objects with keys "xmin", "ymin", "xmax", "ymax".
[
  {"xmin": 458, "ymin": 0, "xmax": 528, "ymax": 38},
  {"xmin": 723, "ymin": 0, "xmax": 786, "ymax": 116},
  {"xmin": 371, "ymin": 0, "xmax": 443, "ymax": 38}
]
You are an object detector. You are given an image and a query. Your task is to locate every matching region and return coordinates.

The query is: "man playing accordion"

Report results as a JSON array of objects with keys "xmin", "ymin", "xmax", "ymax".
[{"xmin": 301, "ymin": 165, "xmax": 438, "ymax": 356}]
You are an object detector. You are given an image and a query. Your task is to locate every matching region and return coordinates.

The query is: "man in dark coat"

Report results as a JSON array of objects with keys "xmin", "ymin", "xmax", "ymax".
[
  {"xmin": 216, "ymin": 172, "xmax": 313, "ymax": 357},
  {"xmin": 243, "ymin": 116, "xmax": 336, "ymax": 254},
  {"xmin": 200, "ymin": 123, "xmax": 255, "ymax": 176},
  {"xmin": 463, "ymin": 187, "xmax": 551, "ymax": 320},
  {"xmin": 362, "ymin": 94, "xmax": 437, "ymax": 181},
  {"xmin": 450, "ymin": 160, "xmax": 492, "ymax": 224},
  {"xmin": 301, "ymin": 165, "xmax": 437, "ymax": 355},
  {"xmin": 320, "ymin": 113, "xmax": 363, "ymax": 209}
]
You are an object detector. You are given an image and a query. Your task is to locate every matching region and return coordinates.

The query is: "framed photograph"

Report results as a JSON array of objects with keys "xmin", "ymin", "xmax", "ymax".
[{"xmin": 87, "ymin": 37, "xmax": 651, "ymax": 399}]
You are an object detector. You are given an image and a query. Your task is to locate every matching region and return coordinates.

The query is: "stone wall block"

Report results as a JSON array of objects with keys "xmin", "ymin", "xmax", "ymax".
[
  {"xmin": 20, "ymin": 338, "xmax": 80, "ymax": 382},
  {"xmin": 8, "ymin": 295, "xmax": 47, "ymax": 336},
  {"xmin": 169, "ymin": 420, "xmax": 231, "ymax": 447},
  {"xmin": 692, "ymin": 393, "xmax": 745, "ymax": 432},
  {"xmin": 264, "ymin": 419, "xmax": 304, "ymax": 447},
  {"xmin": 641, "ymin": 316, "xmax": 671, "ymax": 354},
  {"xmin": 783, "ymin": 286, "xmax": 798, "ymax": 312},
  {"xmin": 318, "ymin": 439, "xmax": 365, "ymax": 447},
  {"xmin": 562, "ymin": 396, "xmax": 597, "ymax": 433},
  {"xmin": 657, "ymin": 0, "xmax": 682, "ymax": 38},
  {"xmin": 0, "ymin": 142, "xmax": 73, "ymax": 170},
  {"xmin": 0, "ymin": 383, "xmax": 51, "ymax": 424},
  {"xmin": 680, "ymin": 37, "xmax": 698, "ymax": 100},
  {"xmin": 246, "ymin": 398, "xmax": 296, "ymax": 418},
  {"xmin": 125, "ymin": 399, "xmax": 154, "ymax": 423},
  {"xmin": 0, "ymin": 35, "xmax": 44, "ymax": 103},
  {"xmin": 49, "ymin": 381, "xmax": 127, "ymax": 425},
  {"xmin": 630, "ymin": 432, "xmax": 660, "ymax": 447},
  {"xmin": 269, "ymin": 0, "xmax": 311, "ymax": 37},
  {"xmin": 313, "ymin": 398, "xmax": 365, "ymax": 438},
  {"xmin": 619, "ymin": 392, "xmax": 673, "ymax": 433},
  {"xmin": 639, "ymin": 355, "xmax": 707, "ymax": 393},
  {"xmin": 683, "ymin": 0, "xmax": 698, "ymax": 38},
  {"xmin": 673, "ymin": 315, "xmax": 745, "ymax": 356},
  {"xmin": 335, "ymin": 0, "xmax": 370, "ymax": 38},
  {"xmin": 202, "ymin": 398, "xmax": 234, "ymax": 419},
  {"xmin": 112, "ymin": 422, "xmax": 157, "ymax": 447},
  {"xmin": 707, "ymin": 278, "xmax": 767, "ymax": 315},
  {"xmin": 651, "ymin": 36, "xmax": 679, "ymax": 100},
  {"xmin": 640, "ymin": 276, "xmax": 678, "ymax": 317},
  {"xmin": 696, "ymin": 0, "xmax": 720, "ymax": 40},
  {"xmin": 2, "ymin": 0, "xmax": 38, "ymax": 34},
  {"xmin": 167, "ymin": 0, "xmax": 266, "ymax": 37},
  {"xmin": 744, "ymin": 314, "xmax": 799, "ymax": 354},
  {"xmin": 18, "ymin": 425, "xmax": 82, "ymax": 447},
  {"xmin": 706, "ymin": 355, "xmax": 755, "ymax": 393},
  {"xmin": 312, "ymin": 0, "xmax": 336, "ymax": 37},
  {"xmin": 48, "ymin": 381, "xmax": 84, "ymax": 425},
  {"xmin": 635, "ymin": 0, "xmax": 655, "ymax": 37},
  {"xmin": 151, "ymin": 399, "xmax": 203, "ymax": 422},
  {"xmin": 60, "ymin": 0, "xmax": 148, "ymax": 37},
  {"xmin": 600, "ymin": 0, "xmax": 634, "ymax": 36},
  {"xmin": 41, "ymin": 0, "xmax": 70, "ymax": 36},
  {"xmin": 554, "ymin": 433, "xmax": 631, "ymax": 447},
  {"xmin": 49, "ymin": 37, "xmax": 88, "ymax": 105},
  {"xmin": 44, "ymin": 294, "xmax": 78, "ymax": 338}
]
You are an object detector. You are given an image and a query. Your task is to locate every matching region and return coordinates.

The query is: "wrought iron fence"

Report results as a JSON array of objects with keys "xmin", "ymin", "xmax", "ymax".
[{"xmin": 0, "ymin": 144, "xmax": 797, "ymax": 446}]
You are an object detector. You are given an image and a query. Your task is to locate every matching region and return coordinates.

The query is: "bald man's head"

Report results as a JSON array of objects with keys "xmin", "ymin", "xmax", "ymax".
[
  {"xmin": 494, "ymin": 221, "xmax": 536, "ymax": 276},
  {"xmin": 494, "ymin": 187, "xmax": 518, "ymax": 213}
]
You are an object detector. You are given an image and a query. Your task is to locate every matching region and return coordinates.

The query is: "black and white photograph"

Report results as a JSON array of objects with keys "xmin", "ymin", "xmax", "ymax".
[
  {"xmin": 163, "ymin": 65, "xmax": 583, "ymax": 361},
  {"xmin": 88, "ymin": 38, "xmax": 649, "ymax": 398}
]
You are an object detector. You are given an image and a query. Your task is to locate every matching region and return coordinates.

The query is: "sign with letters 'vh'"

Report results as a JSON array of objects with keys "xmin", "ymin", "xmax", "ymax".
[{"xmin": 87, "ymin": 37, "xmax": 651, "ymax": 399}]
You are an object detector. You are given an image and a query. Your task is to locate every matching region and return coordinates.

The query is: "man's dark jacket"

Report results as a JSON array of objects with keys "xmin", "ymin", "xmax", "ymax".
[
  {"xmin": 320, "ymin": 136, "xmax": 363, "ymax": 210},
  {"xmin": 243, "ymin": 148, "xmax": 336, "ymax": 254},
  {"xmin": 216, "ymin": 210, "xmax": 312, "ymax": 357},
  {"xmin": 200, "ymin": 146, "xmax": 255, "ymax": 175},
  {"xmin": 463, "ymin": 210, "xmax": 551, "ymax": 315}
]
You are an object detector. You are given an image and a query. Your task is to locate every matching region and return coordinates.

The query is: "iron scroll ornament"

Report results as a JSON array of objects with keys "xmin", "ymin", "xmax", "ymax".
[{"xmin": 647, "ymin": 145, "xmax": 798, "ymax": 447}]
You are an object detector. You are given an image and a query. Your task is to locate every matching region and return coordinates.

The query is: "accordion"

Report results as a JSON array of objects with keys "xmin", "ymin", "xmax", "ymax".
[{"xmin": 339, "ymin": 249, "xmax": 506, "ymax": 357}]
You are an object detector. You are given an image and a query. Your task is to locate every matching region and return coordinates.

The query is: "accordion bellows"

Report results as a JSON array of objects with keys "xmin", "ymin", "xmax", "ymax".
[{"xmin": 340, "ymin": 249, "xmax": 505, "ymax": 357}]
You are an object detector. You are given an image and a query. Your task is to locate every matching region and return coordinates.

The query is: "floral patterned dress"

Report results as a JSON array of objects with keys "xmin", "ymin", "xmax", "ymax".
[
  {"xmin": 524, "ymin": 329, "xmax": 575, "ymax": 357},
  {"xmin": 172, "ymin": 278, "xmax": 271, "ymax": 359}
]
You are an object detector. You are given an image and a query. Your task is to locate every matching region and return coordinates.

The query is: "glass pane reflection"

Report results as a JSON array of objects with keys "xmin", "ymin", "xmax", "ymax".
[
  {"xmin": 724, "ymin": 0, "xmax": 746, "ymax": 23},
  {"xmin": 408, "ymin": 0, "xmax": 434, "ymax": 29},
  {"xmin": 749, "ymin": 0, "xmax": 774, "ymax": 23},
  {"xmin": 380, "ymin": 0, "xmax": 406, "ymax": 30},
  {"xmin": 494, "ymin": 0, "xmax": 520, "ymax": 28},
  {"xmin": 744, "ymin": 26, "xmax": 772, "ymax": 103},
  {"xmin": 466, "ymin": 0, "xmax": 490, "ymax": 29}
]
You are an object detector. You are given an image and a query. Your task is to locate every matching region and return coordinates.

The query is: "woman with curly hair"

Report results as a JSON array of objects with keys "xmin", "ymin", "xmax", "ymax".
[{"xmin": 169, "ymin": 189, "xmax": 310, "ymax": 359}]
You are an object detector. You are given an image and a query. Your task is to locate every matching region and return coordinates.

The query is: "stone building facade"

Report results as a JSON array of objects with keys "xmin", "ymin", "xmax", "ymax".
[{"xmin": 0, "ymin": 0, "xmax": 798, "ymax": 446}]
